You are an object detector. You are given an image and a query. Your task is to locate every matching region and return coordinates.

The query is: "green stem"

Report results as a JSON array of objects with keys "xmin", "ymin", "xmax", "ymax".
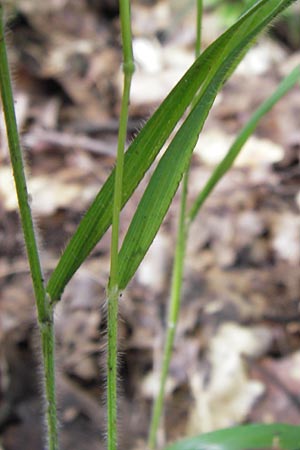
[
  {"xmin": 148, "ymin": 2, "xmax": 203, "ymax": 447},
  {"xmin": 195, "ymin": 0, "xmax": 203, "ymax": 58},
  {"xmin": 107, "ymin": 2, "xmax": 134, "ymax": 450},
  {"xmin": 41, "ymin": 303, "xmax": 59, "ymax": 450},
  {"xmin": 0, "ymin": 7, "xmax": 58, "ymax": 450},
  {"xmin": 148, "ymin": 171, "xmax": 189, "ymax": 449}
]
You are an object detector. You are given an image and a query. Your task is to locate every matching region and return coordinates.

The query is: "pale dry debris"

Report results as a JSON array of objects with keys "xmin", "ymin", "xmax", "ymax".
[
  {"xmin": 236, "ymin": 38, "xmax": 287, "ymax": 76},
  {"xmin": 133, "ymin": 37, "xmax": 163, "ymax": 74},
  {"xmin": 131, "ymin": 1, "xmax": 171, "ymax": 37},
  {"xmin": 123, "ymin": 36, "xmax": 194, "ymax": 107},
  {"xmin": 187, "ymin": 322, "xmax": 272, "ymax": 434},
  {"xmin": 137, "ymin": 231, "xmax": 171, "ymax": 293},
  {"xmin": 272, "ymin": 213, "xmax": 300, "ymax": 265},
  {"xmin": 140, "ymin": 370, "xmax": 175, "ymax": 399},
  {"xmin": 196, "ymin": 129, "xmax": 284, "ymax": 168},
  {"xmin": 0, "ymin": 167, "xmax": 99, "ymax": 216}
]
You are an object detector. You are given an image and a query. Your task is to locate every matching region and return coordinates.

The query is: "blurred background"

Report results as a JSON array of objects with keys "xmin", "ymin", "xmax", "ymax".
[{"xmin": 0, "ymin": 1, "xmax": 300, "ymax": 449}]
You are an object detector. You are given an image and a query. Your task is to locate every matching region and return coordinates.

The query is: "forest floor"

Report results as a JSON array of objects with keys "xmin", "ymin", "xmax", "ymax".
[{"xmin": 0, "ymin": 1, "xmax": 300, "ymax": 449}]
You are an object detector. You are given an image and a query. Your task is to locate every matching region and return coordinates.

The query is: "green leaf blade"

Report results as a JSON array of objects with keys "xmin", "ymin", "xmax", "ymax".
[
  {"xmin": 164, "ymin": 423, "xmax": 300, "ymax": 450},
  {"xmin": 188, "ymin": 64, "xmax": 300, "ymax": 222},
  {"xmin": 117, "ymin": 0, "xmax": 299, "ymax": 290},
  {"xmin": 47, "ymin": 0, "xmax": 298, "ymax": 301},
  {"xmin": 45, "ymin": 20, "xmax": 231, "ymax": 301}
]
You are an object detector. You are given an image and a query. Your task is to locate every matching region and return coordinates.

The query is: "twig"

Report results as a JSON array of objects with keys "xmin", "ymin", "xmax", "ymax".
[{"xmin": 23, "ymin": 128, "xmax": 117, "ymax": 157}]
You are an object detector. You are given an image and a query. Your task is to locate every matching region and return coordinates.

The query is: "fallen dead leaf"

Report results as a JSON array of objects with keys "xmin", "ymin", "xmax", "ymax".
[
  {"xmin": 196, "ymin": 129, "xmax": 284, "ymax": 168},
  {"xmin": 187, "ymin": 322, "xmax": 272, "ymax": 434},
  {"xmin": 272, "ymin": 213, "xmax": 300, "ymax": 265}
]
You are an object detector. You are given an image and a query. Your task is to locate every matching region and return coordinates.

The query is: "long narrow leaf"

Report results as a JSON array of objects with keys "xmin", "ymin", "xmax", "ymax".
[
  {"xmin": 45, "ymin": 1, "xmax": 262, "ymax": 301},
  {"xmin": 188, "ymin": 64, "xmax": 300, "ymax": 222},
  {"xmin": 117, "ymin": 0, "xmax": 298, "ymax": 290},
  {"xmin": 47, "ymin": 0, "xmax": 297, "ymax": 301},
  {"xmin": 164, "ymin": 423, "xmax": 300, "ymax": 450},
  {"xmin": 44, "ymin": 17, "xmax": 238, "ymax": 301}
]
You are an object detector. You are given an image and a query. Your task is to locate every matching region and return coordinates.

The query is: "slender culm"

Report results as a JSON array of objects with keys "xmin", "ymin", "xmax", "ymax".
[
  {"xmin": 0, "ymin": 7, "xmax": 59, "ymax": 449},
  {"xmin": 148, "ymin": 2, "xmax": 203, "ymax": 448},
  {"xmin": 106, "ymin": 1, "xmax": 134, "ymax": 449}
]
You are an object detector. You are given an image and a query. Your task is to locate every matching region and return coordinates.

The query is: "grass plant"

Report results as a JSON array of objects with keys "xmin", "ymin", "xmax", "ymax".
[{"xmin": 1, "ymin": 1, "xmax": 300, "ymax": 449}]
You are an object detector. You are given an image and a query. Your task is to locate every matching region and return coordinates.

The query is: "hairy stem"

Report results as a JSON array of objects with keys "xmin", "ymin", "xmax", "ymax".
[
  {"xmin": 148, "ymin": 2, "xmax": 203, "ymax": 447},
  {"xmin": 107, "ymin": 2, "xmax": 134, "ymax": 450},
  {"xmin": 41, "ymin": 303, "xmax": 59, "ymax": 450},
  {"xmin": 0, "ymin": 7, "xmax": 58, "ymax": 450}
]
